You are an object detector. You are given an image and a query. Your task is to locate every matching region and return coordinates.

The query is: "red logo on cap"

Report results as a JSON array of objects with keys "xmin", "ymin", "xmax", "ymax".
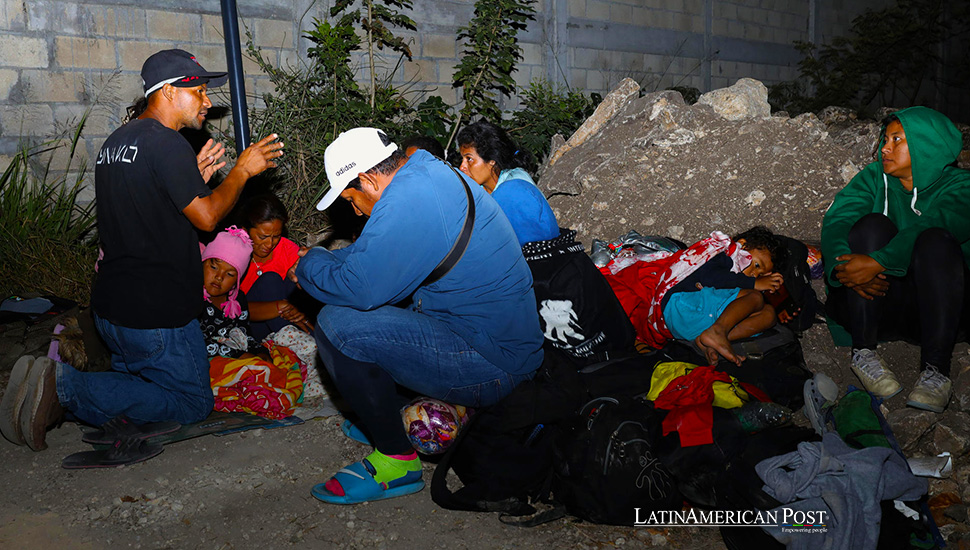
[{"xmin": 179, "ymin": 76, "xmax": 201, "ymax": 83}]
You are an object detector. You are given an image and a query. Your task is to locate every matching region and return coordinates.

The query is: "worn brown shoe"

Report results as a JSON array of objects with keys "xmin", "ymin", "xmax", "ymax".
[
  {"xmin": 19, "ymin": 357, "xmax": 64, "ymax": 451},
  {"xmin": 0, "ymin": 355, "xmax": 35, "ymax": 445}
]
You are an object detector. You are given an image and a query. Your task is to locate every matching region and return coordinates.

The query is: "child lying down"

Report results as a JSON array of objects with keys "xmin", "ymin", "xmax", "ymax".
[{"xmin": 603, "ymin": 226, "xmax": 788, "ymax": 365}]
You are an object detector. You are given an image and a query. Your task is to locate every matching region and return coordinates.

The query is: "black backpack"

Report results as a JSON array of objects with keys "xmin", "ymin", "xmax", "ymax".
[
  {"xmin": 772, "ymin": 235, "xmax": 820, "ymax": 333},
  {"xmin": 525, "ymin": 229, "xmax": 637, "ymax": 364},
  {"xmin": 430, "ymin": 348, "xmax": 661, "ymax": 517},
  {"xmin": 551, "ymin": 396, "xmax": 682, "ymax": 526}
]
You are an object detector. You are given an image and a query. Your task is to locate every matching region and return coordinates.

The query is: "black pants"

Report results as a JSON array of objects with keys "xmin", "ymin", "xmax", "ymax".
[
  {"xmin": 314, "ymin": 329, "xmax": 414, "ymax": 455},
  {"xmin": 826, "ymin": 213, "xmax": 970, "ymax": 376}
]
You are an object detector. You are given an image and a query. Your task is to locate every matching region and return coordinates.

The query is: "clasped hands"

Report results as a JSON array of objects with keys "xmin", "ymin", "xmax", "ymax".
[{"xmin": 833, "ymin": 253, "xmax": 889, "ymax": 300}]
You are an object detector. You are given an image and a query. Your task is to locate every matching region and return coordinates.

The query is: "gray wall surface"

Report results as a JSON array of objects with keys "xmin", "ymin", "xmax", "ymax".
[{"xmin": 4, "ymin": 0, "xmax": 943, "ymax": 192}]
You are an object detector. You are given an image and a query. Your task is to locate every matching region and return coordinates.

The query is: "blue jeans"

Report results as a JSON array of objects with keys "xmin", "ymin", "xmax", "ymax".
[
  {"xmin": 57, "ymin": 314, "xmax": 213, "ymax": 426},
  {"xmin": 315, "ymin": 305, "xmax": 533, "ymax": 454}
]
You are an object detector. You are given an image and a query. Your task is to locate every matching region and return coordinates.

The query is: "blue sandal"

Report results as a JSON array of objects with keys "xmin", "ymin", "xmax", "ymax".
[
  {"xmin": 311, "ymin": 454, "xmax": 424, "ymax": 505},
  {"xmin": 340, "ymin": 419, "xmax": 373, "ymax": 446}
]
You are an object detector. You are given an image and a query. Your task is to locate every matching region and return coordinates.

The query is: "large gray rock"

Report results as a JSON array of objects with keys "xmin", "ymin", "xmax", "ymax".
[
  {"xmin": 697, "ymin": 78, "xmax": 771, "ymax": 121},
  {"xmin": 886, "ymin": 408, "xmax": 939, "ymax": 452},
  {"xmin": 929, "ymin": 413, "xmax": 970, "ymax": 458}
]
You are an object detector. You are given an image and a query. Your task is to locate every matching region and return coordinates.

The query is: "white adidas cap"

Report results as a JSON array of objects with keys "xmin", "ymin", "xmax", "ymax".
[{"xmin": 317, "ymin": 127, "xmax": 399, "ymax": 211}]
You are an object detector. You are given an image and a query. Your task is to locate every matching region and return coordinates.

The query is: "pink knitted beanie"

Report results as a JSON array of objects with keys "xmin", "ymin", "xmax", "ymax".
[{"xmin": 201, "ymin": 226, "xmax": 253, "ymax": 318}]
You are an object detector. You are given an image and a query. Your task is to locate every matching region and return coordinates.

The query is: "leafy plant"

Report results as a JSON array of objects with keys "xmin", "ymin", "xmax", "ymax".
[
  {"xmin": 244, "ymin": 16, "xmax": 450, "ymax": 243},
  {"xmin": 774, "ymin": 0, "xmax": 970, "ymax": 115},
  {"xmin": 507, "ymin": 79, "xmax": 601, "ymax": 168},
  {"xmin": 447, "ymin": 0, "xmax": 536, "ymax": 149},
  {"xmin": 0, "ymin": 114, "xmax": 98, "ymax": 304},
  {"xmin": 329, "ymin": 0, "xmax": 416, "ymax": 110}
]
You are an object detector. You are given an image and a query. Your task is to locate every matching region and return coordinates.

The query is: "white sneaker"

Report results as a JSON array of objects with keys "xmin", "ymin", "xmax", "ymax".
[
  {"xmin": 906, "ymin": 366, "xmax": 952, "ymax": 413},
  {"xmin": 850, "ymin": 348, "xmax": 902, "ymax": 398}
]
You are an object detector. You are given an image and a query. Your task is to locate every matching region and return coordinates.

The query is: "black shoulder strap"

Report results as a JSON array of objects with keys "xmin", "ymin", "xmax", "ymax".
[{"xmin": 421, "ymin": 164, "xmax": 476, "ymax": 287}]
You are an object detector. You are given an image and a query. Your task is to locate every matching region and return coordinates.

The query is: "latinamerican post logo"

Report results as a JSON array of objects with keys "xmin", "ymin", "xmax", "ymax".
[{"xmin": 635, "ymin": 508, "xmax": 828, "ymax": 534}]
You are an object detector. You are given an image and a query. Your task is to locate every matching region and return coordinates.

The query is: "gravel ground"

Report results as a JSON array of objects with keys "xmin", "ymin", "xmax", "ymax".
[{"xmin": 1, "ymin": 281, "xmax": 967, "ymax": 549}]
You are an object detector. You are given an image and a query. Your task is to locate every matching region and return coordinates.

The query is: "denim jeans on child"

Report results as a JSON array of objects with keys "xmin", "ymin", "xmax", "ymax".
[
  {"xmin": 315, "ymin": 304, "xmax": 533, "ymax": 454},
  {"xmin": 57, "ymin": 314, "xmax": 213, "ymax": 426}
]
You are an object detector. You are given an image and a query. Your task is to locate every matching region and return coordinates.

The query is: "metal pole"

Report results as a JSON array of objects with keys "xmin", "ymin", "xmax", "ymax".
[{"xmin": 220, "ymin": 0, "xmax": 250, "ymax": 150}]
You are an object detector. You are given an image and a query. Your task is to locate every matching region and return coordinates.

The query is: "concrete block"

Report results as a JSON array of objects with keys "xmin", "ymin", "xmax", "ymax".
[
  {"xmin": 85, "ymin": 5, "xmax": 146, "ymax": 38},
  {"xmin": 0, "ymin": 68, "xmax": 17, "ymax": 100},
  {"xmin": 656, "ymin": 10, "xmax": 676, "ymax": 29},
  {"xmin": 113, "ymin": 73, "xmax": 143, "ymax": 108},
  {"xmin": 684, "ymin": 0, "xmax": 703, "ymax": 14},
  {"xmin": 672, "ymin": 11, "xmax": 694, "ymax": 32},
  {"xmin": 422, "ymin": 34, "xmax": 457, "ymax": 59},
  {"xmin": 46, "ymin": 133, "xmax": 88, "ymax": 169},
  {"xmin": 727, "ymin": 20, "xmax": 743, "ymax": 38},
  {"xmin": 512, "ymin": 66, "xmax": 532, "ymax": 90},
  {"xmin": 56, "ymin": 36, "xmax": 116, "ymax": 69},
  {"xmin": 20, "ymin": 70, "xmax": 87, "ymax": 103},
  {"xmin": 404, "ymin": 58, "xmax": 436, "ymax": 83},
  {"xmin": 0, "ymin": 104, "xmax": 54, "ymax": 137},
  {"xmin": 568, "ymin": 0, "xmax": 586, "ymax": 18},
  {"xmin": 255, "ymin": 18, "xmax": 293, "ymax": 49},
  {"xmin": 439, "ymin": 60, "xmax": 458, "ymax": 83},
  {"xmin": 278, "ymin": 48, "xmax": 299, "ymax": 70},
  {"xmin": 712, "ymin": 18, "xmax": 728, "ymax": 35},
  {"xmin": 573, "ymin": 48, "xmax": 597, "ymax": 69},
  {"xmin": 663, "ymin": 0, "xmax": 685, "ymax": 14},
  {"xmin": 520, "ymin": 42, "xmax": 542, "ymax": 66},
  {"xmin": 146, "ymin": 10, "xmax": 202, "ymax": 42},
  {"xmin": 610, "ymin": 3, "xmax": 632, "ymax": 24},
  {"xmin": 570, "ymin": 68, "xmax": 588, "ymax": 90},
  {"xmin": 768, "ymin": 9, "xmax": 782, "ymax": 28},
  {"xmin": 587, "ymin": 69, "xmax": 606, "ymax": 91},
  {"xmin": 57, "ymin": 104, "xmax": 116, "ymax": 137},
  {"xmin": 201, "ymin": 14, "xmax": 225, "ymax": 44},
  {"xmin": 631, "ymin": 6, "xmax": 651, "ymax": 27},
  {"xmin": 0, "ymin": 35, "xmax": 48, "ymax": 67},
  {"xmin": 117, "ymin": 40, "xmax": 163, "ymax": 73},
  {"xmin": 2, "ymin": 0, "xmax": 27, "ymax": 31},
  {"xmin": 185, "ymin": 44, "xmax": 230, "ymax": 72},
  {"xmin": 587, "ymin": 0, "xmax": 610, "ymax": 21}
]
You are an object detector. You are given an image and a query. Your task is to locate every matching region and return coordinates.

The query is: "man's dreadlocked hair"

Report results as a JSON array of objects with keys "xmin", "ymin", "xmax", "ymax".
[{"xmin": 733, "ymin": 226, "xmax": 788, "ymax": 268}]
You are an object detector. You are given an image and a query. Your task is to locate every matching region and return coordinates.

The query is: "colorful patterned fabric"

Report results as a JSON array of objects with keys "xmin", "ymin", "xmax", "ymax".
[
  {"xmin": 602, "ymin": 231, "xmax": 749, "ymax": 348},
  {"xmin": 209, "ymin": 342, "xmax": 304, "ymax": 419}
]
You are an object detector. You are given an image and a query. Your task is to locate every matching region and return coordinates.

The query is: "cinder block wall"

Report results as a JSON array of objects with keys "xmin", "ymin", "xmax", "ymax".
[{"xmin": 0, "ymin": 0, "xmax": 895, "ymax": 189}]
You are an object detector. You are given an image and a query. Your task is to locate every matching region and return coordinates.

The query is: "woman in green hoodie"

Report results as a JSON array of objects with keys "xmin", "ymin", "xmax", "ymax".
[{"xmin": 822, "ymin": 106, "xmax": 970, "ymax": 413}]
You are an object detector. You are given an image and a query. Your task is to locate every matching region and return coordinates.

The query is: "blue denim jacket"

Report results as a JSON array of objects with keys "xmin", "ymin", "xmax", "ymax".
[{"xmin": 297, "ymin": 150, "xmax": 543, "ymax": 375}]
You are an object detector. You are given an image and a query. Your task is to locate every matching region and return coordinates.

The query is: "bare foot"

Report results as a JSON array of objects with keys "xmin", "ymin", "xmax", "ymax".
[{"xmin": 696, "ymin": 325, "xmax": 744, "ymax": 366}]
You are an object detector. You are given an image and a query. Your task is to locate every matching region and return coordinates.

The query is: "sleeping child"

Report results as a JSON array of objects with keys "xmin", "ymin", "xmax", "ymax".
[
  {"xmin": 604, "ymin": 226, "xmax": 787, "ymax": 366},
  {"xmin": 199, "ymin": 226, "xmax": 263, "ymax": 359},
  {"xmin": 200, "ymin": 227, "xmax": 304, "ymax": 419}
]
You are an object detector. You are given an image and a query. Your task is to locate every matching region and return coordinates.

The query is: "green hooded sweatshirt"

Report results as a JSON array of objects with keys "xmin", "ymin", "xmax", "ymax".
[{"xmin": 821, "ymin": 106, "xmax": 970, "ymax": 286}]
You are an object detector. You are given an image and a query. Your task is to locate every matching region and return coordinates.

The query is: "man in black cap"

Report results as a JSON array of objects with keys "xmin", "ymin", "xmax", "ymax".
[{"xmin": 0, "ymin": 49, "xmax": 284, "ymax": 452}]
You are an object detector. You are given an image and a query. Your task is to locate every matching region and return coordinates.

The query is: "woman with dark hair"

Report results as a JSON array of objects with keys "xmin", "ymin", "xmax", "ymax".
[
  {"xmin": 822, "ymin": 106, "xmax": 970, "ymax": 413},
  {"xmin": 456, "ymin": 120, "xmax": 559, "ymax": 246},
  {"xmin": 239, "ymin": 194, "xmax": 312, "ymax": 339}
]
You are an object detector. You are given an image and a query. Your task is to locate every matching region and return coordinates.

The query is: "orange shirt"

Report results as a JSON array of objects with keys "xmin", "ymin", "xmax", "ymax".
[{"xmin": 240, "ymin": 237, "xmax": 300, "ymax": 294}]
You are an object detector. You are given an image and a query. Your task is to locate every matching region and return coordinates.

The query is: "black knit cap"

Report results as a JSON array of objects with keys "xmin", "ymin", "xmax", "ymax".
[{"xmin": 141, "ymin": 49, "xmax": 228, "ymax": 97}]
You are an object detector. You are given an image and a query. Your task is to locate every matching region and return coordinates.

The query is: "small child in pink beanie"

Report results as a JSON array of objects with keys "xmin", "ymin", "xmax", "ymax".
[{"xmin": 200, "ymin": 227, "xmax": 263, "ymax": 359}]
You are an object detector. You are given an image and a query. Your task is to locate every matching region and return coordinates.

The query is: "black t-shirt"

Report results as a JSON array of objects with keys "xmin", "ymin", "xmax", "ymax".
[{"xmin": 92, "ymin": 118, "xmax": 212, "ymax": 328}]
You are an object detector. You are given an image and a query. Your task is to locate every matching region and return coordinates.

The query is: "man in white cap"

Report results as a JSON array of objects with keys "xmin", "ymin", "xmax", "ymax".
[
  {"xmin": 1, "ymin": 49, "xmax": 284, "ymax": 454},
  {"xmin": 293, "ymin": 128, "xmax": 543, "ymax": 504}
]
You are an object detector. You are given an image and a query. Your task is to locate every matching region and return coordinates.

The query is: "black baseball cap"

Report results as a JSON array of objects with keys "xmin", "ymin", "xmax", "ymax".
[{"xmin": 141, "ymin": 49, "xmax": 228, "ymax": 97}]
